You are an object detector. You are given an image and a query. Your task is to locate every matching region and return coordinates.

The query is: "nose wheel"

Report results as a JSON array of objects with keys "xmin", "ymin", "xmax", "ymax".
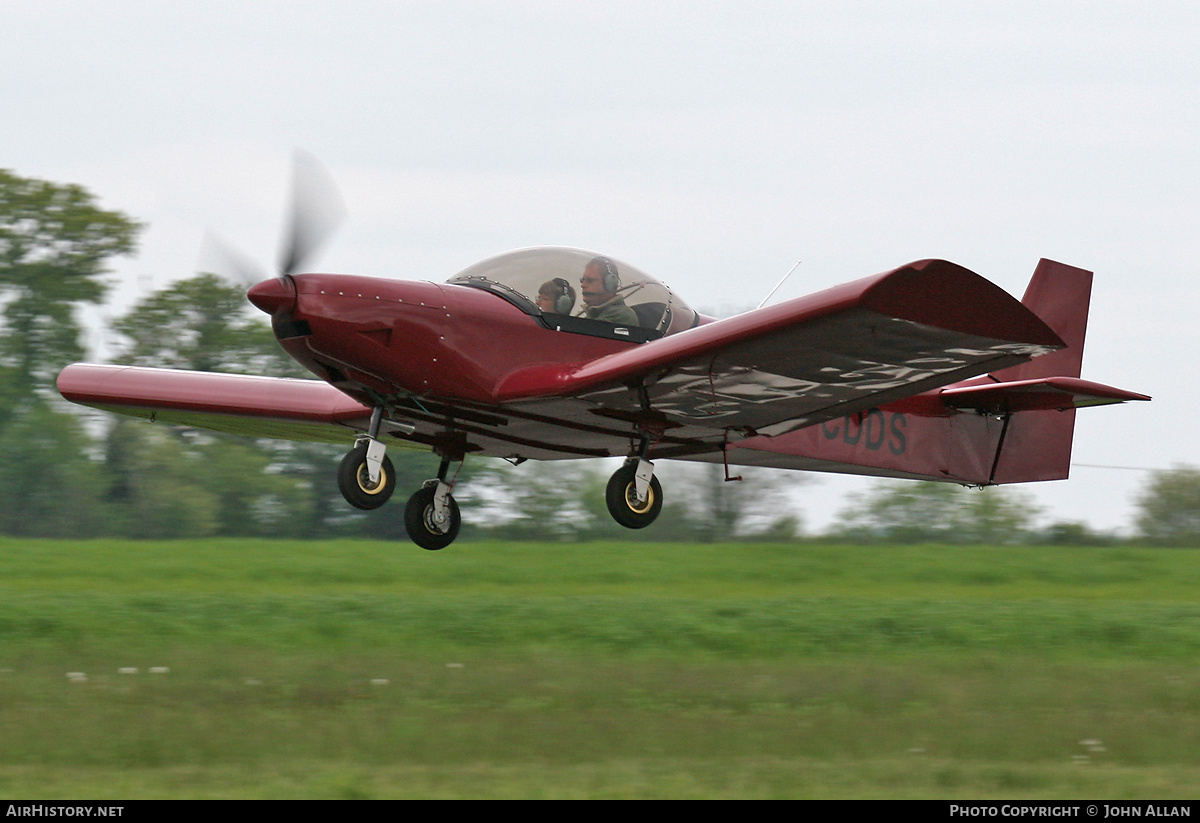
[
  {"xmin": 404, "ymin": 481, "xmax": 461, "ymax": 550},
  {"xmin": 336, "ymin": 408, "xmax": 467, "ymax": 551}
]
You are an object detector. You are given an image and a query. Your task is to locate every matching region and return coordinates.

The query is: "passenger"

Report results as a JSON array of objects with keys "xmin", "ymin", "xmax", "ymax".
[
  {"xmin": 536, "ymin": 278, "xmax": 576, "ymax": 314},
  {"xmin": 579, "ymin": 256, "xmax": 639, "ymax": 326}
]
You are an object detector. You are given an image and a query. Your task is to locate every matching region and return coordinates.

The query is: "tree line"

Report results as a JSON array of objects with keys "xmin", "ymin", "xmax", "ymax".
[{"xmin": 3, "ymin": 167, "xmax": 1195, "ymax": 545}]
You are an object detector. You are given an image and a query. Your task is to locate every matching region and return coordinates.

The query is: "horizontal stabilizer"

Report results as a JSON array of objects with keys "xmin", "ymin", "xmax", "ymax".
[{"xmin": 941, "ymin": 377, "xmax": 1150, "ymax": 414}]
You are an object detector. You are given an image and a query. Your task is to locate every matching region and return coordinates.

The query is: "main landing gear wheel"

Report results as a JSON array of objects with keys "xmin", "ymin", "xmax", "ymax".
[
  {"xmin": 605, "ymin": 464, "xmax": 663, "ymax": 529},
  {"xmin": 337, "ymin": 443, "xmax": 396, "ymax": 510},
  {"xmin": 404, "ymin": 485, "xmax": 461, "ymax": 551}
]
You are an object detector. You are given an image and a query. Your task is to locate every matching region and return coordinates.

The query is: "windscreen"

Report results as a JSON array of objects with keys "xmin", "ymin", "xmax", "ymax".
[{"xmin": 447, "ymin": 247, "xmax": 697, "ymax": 337}]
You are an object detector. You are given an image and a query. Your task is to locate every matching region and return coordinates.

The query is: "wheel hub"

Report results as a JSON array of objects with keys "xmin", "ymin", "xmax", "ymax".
[
  {"xmin": 425, "ymin": 505, "xmax": 449, "ymax": 532},
  {"xmin": 625, "ymin": 483, "xmax": 654, "ymax": 514},
  {"xmin": 356, "ymin": 464, "xmax": 384, "ymax": 493}
]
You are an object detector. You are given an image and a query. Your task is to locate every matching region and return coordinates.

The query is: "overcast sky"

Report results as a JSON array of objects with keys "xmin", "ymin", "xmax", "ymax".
[{"xmin": 3, "ymin": 1, "xmax": 1195, "ymax": 533}]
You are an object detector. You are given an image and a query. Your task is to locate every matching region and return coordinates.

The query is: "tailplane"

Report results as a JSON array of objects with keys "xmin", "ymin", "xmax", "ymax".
[
  {"xmin": 961, "ymin": 259, "xmax": 1146, "ymax": 483},
  {"xmin": 725, "ymin": 258, "xmax": 1146, "ymax": 487}
]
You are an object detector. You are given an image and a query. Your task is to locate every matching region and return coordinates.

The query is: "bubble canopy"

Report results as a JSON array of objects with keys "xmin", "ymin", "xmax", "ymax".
[{"xmin": 446, "ymin": 247, "xmax": 697, "ymax": 342}]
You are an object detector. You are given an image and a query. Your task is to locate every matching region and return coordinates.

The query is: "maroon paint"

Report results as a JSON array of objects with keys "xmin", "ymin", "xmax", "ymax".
[{"xmin": 59, "ymin": 253, "xmax": 1148, "ymax": 489}]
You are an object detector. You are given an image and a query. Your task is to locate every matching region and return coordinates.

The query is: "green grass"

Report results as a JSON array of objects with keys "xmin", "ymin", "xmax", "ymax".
[{"xmin": 2, "ymin": 538, "xmax": 1200, "ymax": 797}]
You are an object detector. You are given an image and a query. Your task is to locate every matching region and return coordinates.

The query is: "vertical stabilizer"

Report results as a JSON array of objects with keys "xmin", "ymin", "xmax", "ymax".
[
  {"xmin": 988, "ymin": 259, "xmax": 1093, "ymax": 483},
  {"xmin": 992, "ymin": 259, "xmax": 1092, "ymax": 381}
]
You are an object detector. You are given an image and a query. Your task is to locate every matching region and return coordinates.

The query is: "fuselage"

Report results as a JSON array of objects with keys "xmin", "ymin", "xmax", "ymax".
[
  {"xmin": 255, "ymin": 273, "xmax": 639, "ymax": 406},
  {"xmin": 240, "ymin": 252, "xmax": 1131, "ymax": 490}
]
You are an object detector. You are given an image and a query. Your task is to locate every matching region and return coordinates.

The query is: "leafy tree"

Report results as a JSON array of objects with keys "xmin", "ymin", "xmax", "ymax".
[
  {"xmin": 1136, "ymin": 465, "xmax": 1200, "ymax": 546},
  {"xmin": 459, "ymin": 459, "xmax": 804, "ymax": 542},
  {"xmin": 830, "ymin": 480, "xmax": 1041, "ymax": 544},
  {"xmin": 654, "ymin": 463, "xmax": 804, "ymax": 542},
  {"xmin": 1040, "ymin": 520, "xmax": 1118, "ymax": 546},
  {"xmin": 102, "ymin": 420, "xmax": 222, "ymax": 538},
  {"xmin": 179, "ymin": 432, "xmax": 316, "ymax": 537},
  {"xmin": 0, "ymin": 170, "xmax": 138, "ymax": 537},
  {"xmin": 0, "ymin": 169, "xmax": 140, "ymax": 394},
  {"xmin": 457, "ymin": 459, "xmax": 602, "ymax": 541},
  {"xmin": 0, "ymin": 401, "xmax": 110, "ymax": 537},
  {"xmin": 103, "ymin": 421, "xmax": 325, "ymax": 539}
]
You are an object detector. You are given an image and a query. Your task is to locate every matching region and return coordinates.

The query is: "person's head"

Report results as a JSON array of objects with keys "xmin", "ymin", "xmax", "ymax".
[
  {"xmin": 536, "ymin": 278, "xmax": 575, "ymax": 313},
  {"xmin": 580, "ymin": 256, "xmax": 619, "ymax": 307}
]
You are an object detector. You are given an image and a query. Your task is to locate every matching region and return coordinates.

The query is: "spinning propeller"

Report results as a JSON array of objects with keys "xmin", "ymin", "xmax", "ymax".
[
  {"xmin": 275, "ymin": 150, "xmax": 347, "ymax": 280},
  {"xmin": 202, "ymin": 151, "xmax": 346, "ymax": 315}
]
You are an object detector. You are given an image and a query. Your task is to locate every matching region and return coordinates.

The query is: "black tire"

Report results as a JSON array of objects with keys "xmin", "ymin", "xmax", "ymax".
[
  {"xmin": 337, "ymin": 443, "xmax": 396, "ymax": 510},
  {"xmin": 404, "ymin": 486, "xmax": 461, "ymax": 551},
  {"xmin": 605, "ymin": 464, "xmax": 663, "ymax": 529}
]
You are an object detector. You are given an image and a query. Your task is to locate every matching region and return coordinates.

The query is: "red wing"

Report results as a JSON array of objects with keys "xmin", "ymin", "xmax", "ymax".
[
  {"xmin": 497, "ymin": 259, "xmax": 1066, "ymax": 437},
  {"xmin": 57, "ymin": 363, "xmax": 378, "ymax": 444}
]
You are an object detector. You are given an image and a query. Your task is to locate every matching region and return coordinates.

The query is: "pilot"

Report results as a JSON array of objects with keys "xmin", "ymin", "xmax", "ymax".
[
  {"xmin": 536, "ymin": 278, "xmax": 576, "ymax": 314},
  {"xmin": 579, "ymin": 256, "xmax": 639, "ymax": 326}
]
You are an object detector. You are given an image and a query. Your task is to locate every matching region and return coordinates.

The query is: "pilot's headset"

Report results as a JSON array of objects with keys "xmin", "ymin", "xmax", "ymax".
[
  {"xmin": 592, "ymin": 256, "xmax": 621, "ymax": 293},
  {"xmin": 546, "ymin": 278, "xmax": 576, "ymax": 314}
]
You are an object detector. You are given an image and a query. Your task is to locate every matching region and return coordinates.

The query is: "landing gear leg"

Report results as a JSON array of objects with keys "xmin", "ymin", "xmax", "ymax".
[
  {"xmin": 338, "ymin": 407, "xmax": 396, "ymax": 510},
  {"xmin": 404, "ymin": 456, "xmax": 462, "ymax": 551}
]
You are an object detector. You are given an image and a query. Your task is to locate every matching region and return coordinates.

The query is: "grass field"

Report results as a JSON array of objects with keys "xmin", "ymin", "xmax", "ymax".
[{"xmin": 1, "ymin": 537, "xmax": 1199, "ymax": 798}]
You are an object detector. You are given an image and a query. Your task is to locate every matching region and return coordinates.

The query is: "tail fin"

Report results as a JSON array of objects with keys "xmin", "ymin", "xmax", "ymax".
[
  {"xmin": 988, "ymin": 259, "xmax": 1092, "ymax": 482},
  {"xmin": 992, "ymin": 259, "xmax": 1092, "ymax": 381},
  {"xmin": 730, "ymin": 259, "xmax": 1145, "ymax": 488}
]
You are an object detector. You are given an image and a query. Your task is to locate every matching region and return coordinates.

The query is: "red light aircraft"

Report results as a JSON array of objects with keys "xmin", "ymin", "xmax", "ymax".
[{"xmin": 56, "ymin": 169, "xmax": 1149, "ymax": 550}]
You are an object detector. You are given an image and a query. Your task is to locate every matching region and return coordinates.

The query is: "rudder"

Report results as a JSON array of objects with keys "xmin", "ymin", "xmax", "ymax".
[
  {"xmin": 988, "ymin": 259, "xmax": 1092, "ymax": 483},
  {"xmin": 993, "ymin": 259, "xmax": 1092, "ymax": 381}
]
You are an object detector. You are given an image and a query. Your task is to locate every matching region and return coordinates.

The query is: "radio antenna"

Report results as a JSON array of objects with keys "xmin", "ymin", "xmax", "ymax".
[{"xmin": 756, "ymin": 260, "xmax": 801, "ymax": 309}]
